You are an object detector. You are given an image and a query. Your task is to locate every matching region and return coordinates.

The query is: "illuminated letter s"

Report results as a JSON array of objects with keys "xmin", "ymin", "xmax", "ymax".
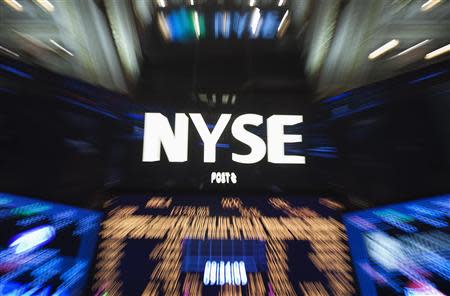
[{"xmin": 231, "ymin": 114, "xmax": 266, "ymax": 164}]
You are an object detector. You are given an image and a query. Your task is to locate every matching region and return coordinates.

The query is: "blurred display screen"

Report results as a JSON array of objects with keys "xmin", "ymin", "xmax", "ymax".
[
  {"xmin": 0, "ymin": 192, "xmax": 102, "ymax": 296},
  {"xmin": 344, "ymin": 194, "xmax": 450, "ymax": 296},
  {"xmin": 93, "ymin": 195, "xmax": 354, "ymax": 295}
]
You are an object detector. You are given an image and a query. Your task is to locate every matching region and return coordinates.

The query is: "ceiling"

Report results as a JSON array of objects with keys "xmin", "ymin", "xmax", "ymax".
[{"xmin": 0, "ymin": 0, "xmax": 449, "ymax": 100}]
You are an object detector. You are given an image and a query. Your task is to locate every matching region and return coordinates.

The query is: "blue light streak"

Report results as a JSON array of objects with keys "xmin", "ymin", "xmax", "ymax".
[
  {"xmin": 409, "ymin": 70, "xmax": 447, "ymax": 84},
  {"xmin": 322, "ymin": 91, "xmax": 352, "ymax": 104},
  {"xmin": 0, "ymin": 64, "xmax": 32, "ymax": 79}
]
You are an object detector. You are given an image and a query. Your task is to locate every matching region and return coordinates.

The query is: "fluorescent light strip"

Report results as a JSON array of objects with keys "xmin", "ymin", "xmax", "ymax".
[
  {"xmin": 157, "ymin": 12, "xmax": 172, "ymax": 41},
  {"xmin": 278, "ymin": 10, "xmax": 289, "ymax": 32},
  {"xmin": 249, "ymin": 0, "xmax": 255, "ymax": 7},
  {"xmin": 278, "ymin": 0, "xmax": 286, "ymax": 6},
  {"xmin": 250, "ymin": 8, "xmax": 261, "ymax": 36},
  {"xmin": 390, "ymin": 39, "xmax": 431, "ymax": 58},
  {"xmin": 193, "ymin": 11, "xmax": 200, "ymax": 39},
  {"xmin": 421, "ymin": 0, "xmax": 441, "ymax": 11},
  {"xmin": 3, "ymin": 0, "xmax": 23, "ymax": 11},
  {"xmin": 189, "ymin": 0, "xmax": 194, "ymax": 5},
  {"xmin": 425, "ymin": 44, "xmax": 450, "ymax": 60},
  {"xmin": 0, "ymin": 45, "xmax": 20, "ymax": 57},
  {"xmin": 35, "ymin": 0, "xmax": 54, "ymax": 12},
  {"xmin": 368, "ymin": 39, "xmax": 399, "ymax": 60},
  {"xmin": 50, "ymin": 39, "xmax": 74, "ymax": 56},
  {"xmin": 157, "ymin": 0, "xmax": 166, "ymax": 8}
]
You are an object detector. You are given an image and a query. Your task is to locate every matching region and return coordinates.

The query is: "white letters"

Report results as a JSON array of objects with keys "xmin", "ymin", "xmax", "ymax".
[
  {"xmin": 211, "ymin": 172, "xmax": 238, "ymax": 184},
  {"xmin": 143, "ymin": 113, "xmax": 189, "ymax": 162},
  {"xmin": 190, "ymin": 113, "xmax": 231, "ymax": 163},
  {"xmin": 267, "ymin": 115, "xmax": 305, "ymax": 164},
  {"xmin": 231, "ymin": 114, "xmax": 266, "ymax": 164},
  {"xmin": 142, "ymin": 113, "xmax": 305, "ymax": 164}
]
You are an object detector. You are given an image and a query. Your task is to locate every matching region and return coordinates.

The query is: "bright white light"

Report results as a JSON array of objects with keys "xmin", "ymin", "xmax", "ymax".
[
  {"xmin": 250, "ymin": 8, "xmax": 261, "ymax": 36},
  {"xmin": 157, "ymin": 0, "xmax": 166, "ymax": 8},
  {"xmin": 210, "ymin": 261, "xmax": 217, "ymax": 285},
  {"xmin": 190, "ymin": 0, "xmax": 194, "ymax": 5},
  {"xmin": 249, "ymin": 0, "xmax": 256, "ymax": 7},
  {"xmin": 219, "ymin": 261, "xmax": 225, "ymax": 285},
  {"xmin": 9, "ymin": 225, "xmax": 55, "ymax": 254},
  {"xmin": 4, "ymin": 0, "xmax": 23, "ymax": 11},
  {"xmin": 421, "ymin": 0, "xmax": 441, "ymax": 11},
  {"xmin": 425, "ymin": 44, "xmax": 450, "ymax": 60},
  {"xmin": 225, "ymin": 262, "xmax": 231, "ymax": 284},
  {"xmin": 50, "ymin": 39, "xmax": 74, "ymax": 56},
  {"xmin": 233, "ymin": 262, "xmax": 241, "ymax": 285},
  {"xmin": 0, "ymin": 45, "xmax": 20, "ymax": 57},
  {"xmin": 36, "ymin": 0, "xmax": 54, "ymax": 12},
  {"xmin": 239, "ymin": 261, "xmax": 248, "ymax": 285},
  {"xmin": 204, "ymin": 261, "xmax": 248, "ymax": 286},
  {"xmin": 368, "ymin": 39, "xmax": 399, "ymax": 60},
  {"xmin": 157, "ymin": 12, "xmax": 172, "ymax": 41},
  {"xmin": 193, "ymin": 11, "xmax": 200, "ymax": 39},
  {"xmin": 390, "ymin": 39, "xmax": 430, "ymax": 58},
  {"xmin": 203, "ymin": 261, "xmax": 211, "ymax": 285},
  {"xmin": 278, "ymin": 0, "xmax": 286, "ymax": 6},
  {"xmin": 278, "ymin": 10, "xmax": 289, "ymax": 32}
]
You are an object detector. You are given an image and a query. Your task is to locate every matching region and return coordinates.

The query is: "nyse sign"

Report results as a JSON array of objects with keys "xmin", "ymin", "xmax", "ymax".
[{"xmin": 142, "ymin": 113, "xmax": 305, "ymax": 164}]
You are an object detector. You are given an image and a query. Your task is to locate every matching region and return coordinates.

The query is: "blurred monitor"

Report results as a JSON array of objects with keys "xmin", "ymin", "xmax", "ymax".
[
  {"xmin": 0, "ymin": 192, "xmax": 102, "ymax": 296},
  {"xmin": 93, "ymin": 194, "xmax": 354, "ymax": 295},
  {"xmin": 344, "ymin": 194, "xmax": 450, "ymax": 296}
]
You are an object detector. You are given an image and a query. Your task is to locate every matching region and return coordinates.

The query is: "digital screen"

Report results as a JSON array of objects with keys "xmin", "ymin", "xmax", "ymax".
[
  {"xmin": 93, "ymin": 195, "xmax": 354, "ymax": 295},
  {"xmin": 0, "ymin": 192, "xmax": 102, "ymax": 295},
  {"xmin": 344, "ymin": 194, "xmax": 450, "ymax": 296}
]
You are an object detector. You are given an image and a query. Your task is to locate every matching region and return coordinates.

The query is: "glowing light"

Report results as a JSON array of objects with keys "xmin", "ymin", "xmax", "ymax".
[
  {"xmin": 203, "ymin": 261, "xmax": 211, "ymax": 285},
  {"xmin": 50, "ymin": 39, "xmax": 74, "ymax": 56},
  {"xmin": 215, "ymin": 12, "xmax": 222, "ymax": 38},
  {"xmin": 390, "ymin": 39, "xmax": 431, "ymax": 58},
  {"xmin": 225, "ymin": 261, "xmax": 231, "ymax": 284},
  {"xmin": 261, "ymin": 11, "xmax": 279, "ymax": 39},
  {"xmin": 223, "ymin": 12, "xmax": 231, "ymax": 39},
  {"xmin": 193, "ymin": 11, "xmax": 200, "ymax": 39},
  {"xmin": 250, "ymin": 8, "xmax": 261, "ymax": 36},
  {"xmin": 210, "ymin": 261, "xmax": 217, "ymax": 285},
  {"xmin": 0, "ymin": 45, "xmax": 19, "ymax": 58},
  {"xmin": 9, "ymin": 225, "xmax": 55, "ymax": 254},
  {"xmin": 219, "ymin": 261, "xmax": 225, "ymax": 285},
  {"xmin": 278, "ymin": 0, "xmax": 286, "ymax": 6},
  {"xmin": 3, "ymin": 0, "xmax": 23, "ymax": 11},
  {"xmin": 277, "ymin": 10, "xmax": 290, "ymax": 38},
  {"xmin": 235, "ymin": 12, "xmax": 248, "ymax": 39},
  {"xmin": 189, "ymin": 0, "xmax": 194, "ymax": 5},
  {"xmin": 233, "ymin": 262, "xmax": 241, "ymax": 285},
  {"xmin": 35, "ymin": 0, "xmax": 54, "ymax": 12},
  {"xmin": 203, "ymin": 261, "xmax": 247, "ymax": 286},
  {"xmin": 239, "ymin": 261, "xmax": 248, "ymax": 285},
  {"xmin": 424, "ymin": 44, "xmax": 450, "ymax": 60},
  {"xmin": 156, "ymin": 0, "xmax": 166, "ymax": 8},
  {"xmin": 249, "ymin": 0, "xmax": 255, "ymax": 7},
  {"xmin": 421, "ymin": 0, "xmax": 441, "ymax": 11},
  {"xmin": 368, "ymin": 39, "xmax": 399, "ymax": 60},
  {"xmin": 157, "ymin": 12, "xmax": 172, "ymax": 41}
]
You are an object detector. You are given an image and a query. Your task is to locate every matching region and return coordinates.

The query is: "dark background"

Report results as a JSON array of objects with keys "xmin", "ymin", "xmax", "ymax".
[{"xmin": 1, "ymin": 56, "xmax": 449, "ymax": 209}]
